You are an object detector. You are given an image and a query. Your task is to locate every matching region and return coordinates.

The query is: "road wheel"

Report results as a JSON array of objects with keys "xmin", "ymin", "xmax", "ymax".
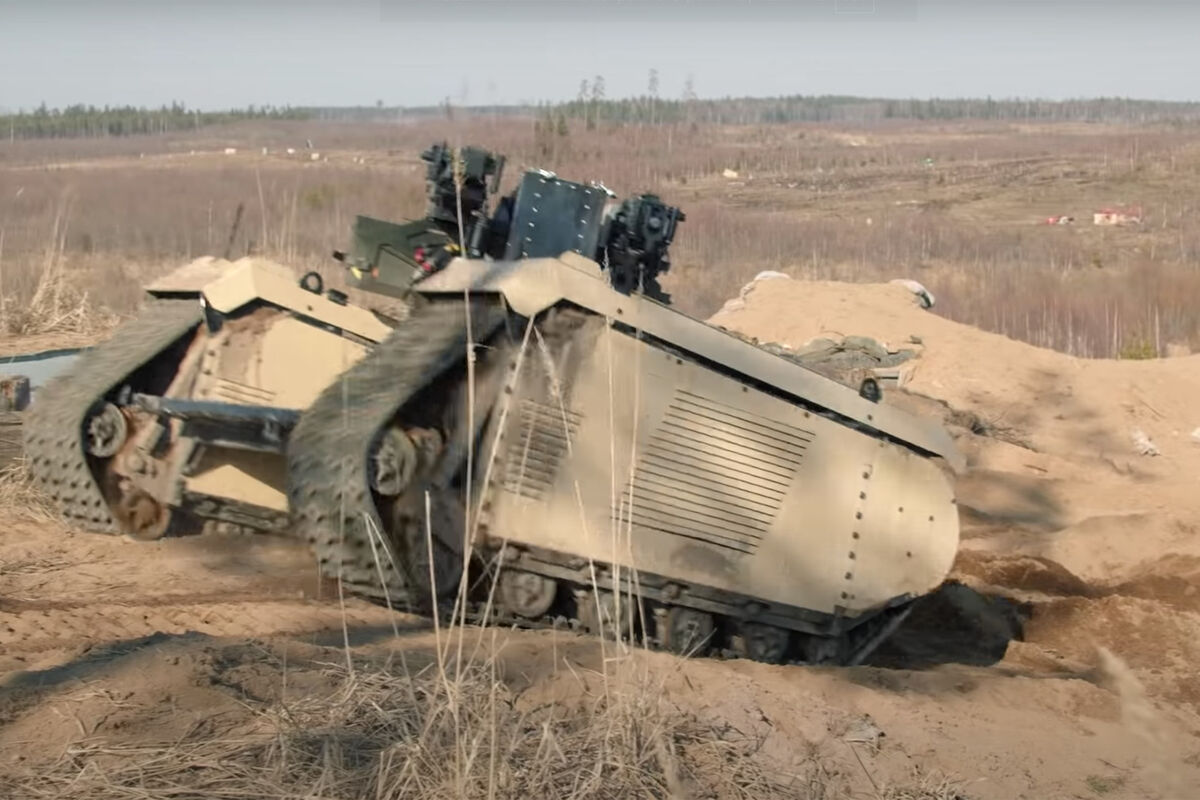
[{"xmin": 662, "ymin": 607, "xmax": 715, "ymax": 656}]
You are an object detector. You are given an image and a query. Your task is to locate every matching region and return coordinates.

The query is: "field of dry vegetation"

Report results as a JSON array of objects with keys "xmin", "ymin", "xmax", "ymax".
[{"xmin": 1, "ymin": 114, "xmax": 1198, "ymax": 358}]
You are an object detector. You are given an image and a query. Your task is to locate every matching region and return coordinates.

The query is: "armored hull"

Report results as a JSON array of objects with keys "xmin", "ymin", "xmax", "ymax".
[{"xmin": 284, "ymin": 252, "xmax": 962, "ymax": 663}]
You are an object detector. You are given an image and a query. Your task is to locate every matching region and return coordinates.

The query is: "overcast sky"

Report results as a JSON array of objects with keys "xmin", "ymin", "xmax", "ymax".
[{"xmin": 0, "ymin": 0, "xmax": 1196, "ymax": 112}]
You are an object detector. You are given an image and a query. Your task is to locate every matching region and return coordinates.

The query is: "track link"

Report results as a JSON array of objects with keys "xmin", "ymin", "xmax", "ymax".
[
  {"xmin": 23, "ymin": 299, "xmax": 203, "ymax": 533},
  {"xmin": 286, "ymin": 297, "xmax": 507, "ymax": 603}
]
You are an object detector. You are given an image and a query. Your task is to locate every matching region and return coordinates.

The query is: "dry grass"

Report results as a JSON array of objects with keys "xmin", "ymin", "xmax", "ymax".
[
  {"xmin": 0, "ymin": 457, "xmax": 57, "ymax": 523},
  {"xmin": 0, "ymin": 653, "xmax": 852, "ymax": 800},
  {"xmin": 0, "ymin": 188, "xmax": 120, "ymax": 338},
  {"xmin": 880, "ymin": 770, "xmax": 974, "ymax": 800},
  {"xmin": 1, "ymin": 257, "xmax": 119, "ymax": 338},
  {"xmin": 3, "ymin": 116, "xmax": 1200, "ymax": 356}
]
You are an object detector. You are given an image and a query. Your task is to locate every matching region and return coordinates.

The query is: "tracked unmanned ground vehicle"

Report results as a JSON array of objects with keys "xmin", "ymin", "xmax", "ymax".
[{"xmin": 25, "ymin": 143, "xmax": 962, "ymax": 664}]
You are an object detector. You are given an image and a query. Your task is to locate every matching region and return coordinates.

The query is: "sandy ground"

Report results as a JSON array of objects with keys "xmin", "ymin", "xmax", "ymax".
[{"xmin": 2, "ymin": 277, "xmax": 1200, "ymax": 798}]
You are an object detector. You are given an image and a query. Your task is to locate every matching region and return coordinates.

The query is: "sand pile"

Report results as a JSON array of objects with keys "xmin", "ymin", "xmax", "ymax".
[
  {"xmin": 711, "ymin": 273, "xmax": 1200, "ymax": 712},
  {"xmin": 710, "ymin": 274, "xmax": 1200, "ymax": 467}
]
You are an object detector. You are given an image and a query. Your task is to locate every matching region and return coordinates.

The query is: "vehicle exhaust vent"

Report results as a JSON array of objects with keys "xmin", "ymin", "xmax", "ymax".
[
  {"xmin": 617, "ymin": 390, "xmax": 812, "ymax": 556},
  {"xmin": 501, "ymin": 399, "xmax": 582, "ymax": 500}
]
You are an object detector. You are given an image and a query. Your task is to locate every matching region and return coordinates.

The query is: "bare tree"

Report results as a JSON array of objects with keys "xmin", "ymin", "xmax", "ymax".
[
  {"xmin": 648, "ymin": 68, "xmax": 659, "ymax": 124},
  {"xmin": 682, "ymin": 74, "xmax": 697, "ymax": 102},
  {"xmin": 682, "ymin": 74, "xmax": 697, "ymax": 125},
  {"xmin": 589, "ymin": 75, "xmax": 605, "ymax": 130},
  {"xmin": 577, "ymin": 79, "xmax": 590, "ymax": 129}
]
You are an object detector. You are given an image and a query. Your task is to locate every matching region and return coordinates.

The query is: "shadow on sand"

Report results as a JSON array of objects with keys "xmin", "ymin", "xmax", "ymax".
[{"xmin": 863, "ymin": 581, "xmax": 1032, "ymax": 670}]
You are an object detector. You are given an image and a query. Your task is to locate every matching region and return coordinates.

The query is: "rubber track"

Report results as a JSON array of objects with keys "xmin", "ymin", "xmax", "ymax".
[
  {"xmin": 286, "ymin": 298, "xmax": 506, "ymax": 602},
  {"xmin": 23, "ymin": 300, "xmax": 203, "ymax": 533}
]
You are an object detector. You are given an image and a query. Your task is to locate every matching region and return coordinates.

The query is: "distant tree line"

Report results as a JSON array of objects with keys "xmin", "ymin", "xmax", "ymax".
[
  {"xmin": 0, "ymin": 102, "xmax": 312, "ymax": 140},
  {"xmin": 341, "ymin": 79, "xmax": 1200, "ymax": 127},
  {"xmin": 10, "ymin": 89, "xmax": 1200, "ymax": 143},
  {"xmin": 427, "ymin": 94, "xmax": 1200, "ymax": 127}
]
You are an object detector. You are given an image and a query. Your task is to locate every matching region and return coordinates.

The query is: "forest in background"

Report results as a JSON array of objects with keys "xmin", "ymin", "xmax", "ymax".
[{"xmin": 7, "ymin": 87, "xmax": 1200, "ymax": 142}]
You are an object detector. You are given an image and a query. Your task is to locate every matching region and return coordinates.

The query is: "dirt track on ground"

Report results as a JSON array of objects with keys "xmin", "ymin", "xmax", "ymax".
[{"xmin": 0, "ymin": 522, "xmax": 410, "ymax": 675}]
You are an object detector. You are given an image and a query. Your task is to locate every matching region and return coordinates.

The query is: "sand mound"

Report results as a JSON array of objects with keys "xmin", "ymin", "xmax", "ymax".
[
  {"xmin": 710, "ymin": 275, "xmax": 1200, "ymax": 466},
  {"xmin": 710, "ymin": 273, "xmax": 1200, "ymax": 557},
  {"xmin": 710, "ymin": 272, "xmax": 1200, "ymax": 722}
]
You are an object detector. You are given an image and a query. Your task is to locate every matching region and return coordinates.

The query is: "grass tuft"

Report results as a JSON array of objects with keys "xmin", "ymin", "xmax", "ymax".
[{"xmin": 0, "ymin": 457, "xmax": 57, "ymax": 523}]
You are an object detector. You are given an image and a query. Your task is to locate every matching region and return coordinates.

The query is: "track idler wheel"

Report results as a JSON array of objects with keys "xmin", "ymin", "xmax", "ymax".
[
  {"xmin": 741, "ymin": 622, "xmax": 791, "ymax": 664},
  {"xmin": 662, "ymin": 607, "xmax": 715, "ymax": 656},
  {"xmin": 368, "ymin": 427, "xmax": 418, "ymax": 496},
  {"xmin": 499, "ymin": 569, "xmax": 557, "ymax": 619},
  {"xmin": 85, "ymin": 403, "xmax": 128, "ymax": 458}
]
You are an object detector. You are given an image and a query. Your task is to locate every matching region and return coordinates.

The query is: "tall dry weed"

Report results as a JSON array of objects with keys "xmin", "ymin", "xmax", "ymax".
[{"xmin": 0, "ymin": 191, "xmax": 119, "ymax": 338}]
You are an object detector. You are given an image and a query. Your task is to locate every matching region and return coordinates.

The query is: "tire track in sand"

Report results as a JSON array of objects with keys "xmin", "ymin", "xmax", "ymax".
[{"xmin": 0, "ymin": 590, "xmax": 409, "ymax": 658}]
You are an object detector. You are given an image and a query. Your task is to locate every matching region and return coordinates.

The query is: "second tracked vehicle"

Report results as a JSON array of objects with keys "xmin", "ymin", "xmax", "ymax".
[{"xmin": 26, "ymin": 143, "xmax": 963, "ymax": 665}]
